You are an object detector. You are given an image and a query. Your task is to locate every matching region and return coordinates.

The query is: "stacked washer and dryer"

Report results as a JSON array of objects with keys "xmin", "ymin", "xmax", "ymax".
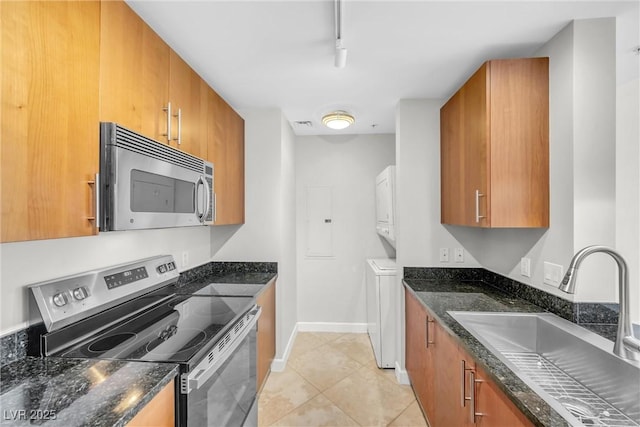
[{"xmin": 366, "ymin": 166, "xmax": 397, "ymax": 368}]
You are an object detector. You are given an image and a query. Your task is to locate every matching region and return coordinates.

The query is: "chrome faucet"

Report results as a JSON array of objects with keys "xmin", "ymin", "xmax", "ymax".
[{"xmin": 560, "ymin": 245, "xmax": 640, "ymax": 361}]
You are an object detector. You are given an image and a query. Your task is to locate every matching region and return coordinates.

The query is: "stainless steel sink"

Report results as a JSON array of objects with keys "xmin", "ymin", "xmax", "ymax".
[
  {"xmin": 448, "ymin": 311, "xmax": 640, "ymax": 427},
  {"xmin": 194, "ymin": 283, "xmax": 263, "ymax": 297}
]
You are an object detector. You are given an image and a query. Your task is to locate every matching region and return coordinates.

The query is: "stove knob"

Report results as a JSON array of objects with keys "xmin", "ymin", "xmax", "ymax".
[
  {"xmin": 72, "ymin": 286, "xmax": 88, "ymax": 300},
  {"xmin": 52, "ymin": 292, "xmax": 69, "ymax": 307}
]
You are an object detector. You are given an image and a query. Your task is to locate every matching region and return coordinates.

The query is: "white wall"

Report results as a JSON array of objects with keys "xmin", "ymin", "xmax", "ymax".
[
  {"xmin": 212, "ymin": 108, "xmax": 297, "ymax": 360},
  {"xmin": 212, "ymin": 109, "xmax": 283, "ymax": 262},
  {"xmin": 0, "ymin": 226, "xmax": 212, "ymax": 333},
  {"xmin": 616, "ymin": 77, "xmax": 640, "ymax": 324},
  {"xmin": 279, "ymin": 114, "xmax": 298, "ymax": 360},
  {"xmin": 295, "ymin": 134, "xmax": 395, "ymax": 327}
]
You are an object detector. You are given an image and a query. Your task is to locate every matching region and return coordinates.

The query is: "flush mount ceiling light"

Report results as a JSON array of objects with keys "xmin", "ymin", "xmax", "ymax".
[{"xmin": 322, "ymin": 111, "xmax": 355, "ymax": 130}]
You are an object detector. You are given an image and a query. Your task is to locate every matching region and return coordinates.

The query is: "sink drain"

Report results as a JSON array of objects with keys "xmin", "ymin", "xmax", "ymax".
[{"xmin": 557, "ymin": 396, "xmax": 603, "ymax": 426}]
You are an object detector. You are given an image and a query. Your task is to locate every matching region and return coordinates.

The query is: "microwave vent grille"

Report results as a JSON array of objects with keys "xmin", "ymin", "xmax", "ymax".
[{"xmin": 114, "ymin": 125, "xmax": 204, "ymax": 173}]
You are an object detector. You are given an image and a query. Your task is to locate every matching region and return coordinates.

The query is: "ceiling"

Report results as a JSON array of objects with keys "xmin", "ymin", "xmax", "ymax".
[{"xmin": 126, "ymin": 1, "xmax": 638, "ymax": 135}]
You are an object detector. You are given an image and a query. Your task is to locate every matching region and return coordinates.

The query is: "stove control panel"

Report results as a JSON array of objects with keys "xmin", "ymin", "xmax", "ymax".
[{"xmin": 29, "ymin": 255, "xmax": 179, "ymax": 332}]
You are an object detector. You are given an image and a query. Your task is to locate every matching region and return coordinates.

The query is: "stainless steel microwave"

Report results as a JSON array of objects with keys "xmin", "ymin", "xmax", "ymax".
[{"xmin": 99, "ymin": 122, "xmax": 214, "ymax": 231}]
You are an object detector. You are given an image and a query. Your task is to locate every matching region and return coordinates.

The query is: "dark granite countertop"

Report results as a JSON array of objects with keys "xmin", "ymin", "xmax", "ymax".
[
  {"xmin": 404, "ymin": 278, "xmax": 572, "ymax": 427},
  {"xmin": 170, "ymin": 271, "xmax": 277, "ymax": 297},
  {"xmin": 0, "ymin": 357, "xmax": 177, "ymax": 427}
]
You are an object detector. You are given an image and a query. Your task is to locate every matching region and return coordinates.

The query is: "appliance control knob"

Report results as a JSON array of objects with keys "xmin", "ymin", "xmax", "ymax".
[
  {"xmin": 52, "ymin": 292, "xmax": 69, "ymax": 307},
  {"xmin": 72, "ymin": 287, "xmax": 89, "ymax": 300}
]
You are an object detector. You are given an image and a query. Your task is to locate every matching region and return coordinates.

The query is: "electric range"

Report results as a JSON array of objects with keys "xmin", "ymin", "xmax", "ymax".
[{"xmin": 28, "ymin": 255, "xmax": 261, "ymax": 427}]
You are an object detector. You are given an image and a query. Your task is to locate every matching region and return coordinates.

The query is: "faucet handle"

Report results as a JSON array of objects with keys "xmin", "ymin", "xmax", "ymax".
[{"xmin": 623, "ymin": 335, "xmax": 640, "ymax": 354}]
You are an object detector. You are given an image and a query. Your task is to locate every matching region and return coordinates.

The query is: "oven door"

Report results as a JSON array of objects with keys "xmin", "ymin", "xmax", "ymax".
[{"xmin": 181, "ymin": 307, "xmax": 261, "ymax": 427}]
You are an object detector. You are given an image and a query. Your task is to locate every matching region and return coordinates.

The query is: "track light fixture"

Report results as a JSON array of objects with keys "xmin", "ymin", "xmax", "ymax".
[{"xmin": 334, "ymin": 0, "xmax": 347, "ymax": 68}]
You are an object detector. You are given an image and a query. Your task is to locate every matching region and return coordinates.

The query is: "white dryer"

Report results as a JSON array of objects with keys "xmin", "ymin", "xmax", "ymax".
[{"xmin": 365, "ymin": 258, "xmax": 397, "ymax": 368}]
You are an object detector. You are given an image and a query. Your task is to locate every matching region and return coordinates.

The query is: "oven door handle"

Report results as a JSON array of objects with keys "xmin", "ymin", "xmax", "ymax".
[{"xmin": 181, "ymin": 306, "xmax": 262, "ymax": 394}]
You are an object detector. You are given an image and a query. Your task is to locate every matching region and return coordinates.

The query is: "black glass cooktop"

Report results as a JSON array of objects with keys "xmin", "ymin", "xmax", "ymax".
[{"xmin": 57, "ymin": 294, "xmax": 254, "ymax": 364}]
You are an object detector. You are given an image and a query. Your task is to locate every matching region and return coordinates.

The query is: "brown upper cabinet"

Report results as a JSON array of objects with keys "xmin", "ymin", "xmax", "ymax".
[
  {"xmin": 100, "ymin": 0, "xmax": 207, "ymax": 158},
  {"xmin": 101, "ymin": 0, "xmax": 244, "ymax": 225},
  {"xmin": 99, "ymin": 0, "xmax": 170, "ymax": 143},
  {"xmin": 1, "ymin": 0, "xmax": 245, "ymax": 243},
  {"xmin": 168, "ymin": 51, "xmax": 208, "ymax": 159},
  {"xmin": 207, "ymin": 87, "xmax": 246, "ymax": 225},
  {"xmin": 1, "ymin": 1, "xmax": 101, "ymax": 242},
  {"xmin": 440, "ymin": 57, "xmax": 549, "ymax": 228}
]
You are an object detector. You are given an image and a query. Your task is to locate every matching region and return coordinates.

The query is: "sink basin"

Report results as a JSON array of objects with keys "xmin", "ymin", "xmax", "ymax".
[
  {"xmin": 194, "ymin": 283, "xmax": 263, "ymax": 297},
  {"xmin": 448, "ymin": 311, "xmax": 640, "ymax": 427}
]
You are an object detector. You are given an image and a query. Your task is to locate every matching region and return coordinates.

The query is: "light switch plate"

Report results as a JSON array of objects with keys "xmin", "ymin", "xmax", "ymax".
[
  {"xmin": 520, "ymin": 257, "xmax": 531, "ymax": 278},
  {"xmin": 454, "ymin": 248, "xmax": 464, "ymax": 263},
  {"xmin": 439, "ymin": 248, "xmax": 449, "ymax": 263},
  {"xmin": 543, "ymin": 262, "xmax": 563, "ymax": 287}
]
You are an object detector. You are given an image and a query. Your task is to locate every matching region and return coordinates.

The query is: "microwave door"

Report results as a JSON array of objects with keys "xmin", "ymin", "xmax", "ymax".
[{"xmin": 113, "ymin": 148, "xmax": 202, "ymax": 230}]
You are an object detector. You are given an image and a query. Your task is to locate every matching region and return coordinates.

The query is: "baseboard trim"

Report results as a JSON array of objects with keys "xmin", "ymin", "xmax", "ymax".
[
  {"xmin": 395, "ymin": 361, "xmax": 410, "ymax": 385},
  {"xmin": 270, "ymin": 324, "xmax": 298, "ymax": 372},
  {"xmin": 296, "ymin": 322, "xmax": 368, "ymax": 333}
]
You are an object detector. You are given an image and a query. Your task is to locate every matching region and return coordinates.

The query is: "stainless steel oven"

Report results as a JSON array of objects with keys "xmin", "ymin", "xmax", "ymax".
[{"xmin": 28, "ymin": 255, "xmax": 259, "ymax": 426}]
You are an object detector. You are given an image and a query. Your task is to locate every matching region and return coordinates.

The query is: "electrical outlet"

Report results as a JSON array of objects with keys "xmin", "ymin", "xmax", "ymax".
[
  {"xmin": 520, "ymin": 257, "xmax": 531, "ymax": 278},
  {"xmin": 439, "ymin": 248, "xmax": 449, "ymax": 263},
  {"xmin": 182, "ymin": 251, "xmax": 189, "ymax": 267},
  {"xmin": 543, "ymin": 262, "xmax": 563, "ymax": 287},
  {"xmin": 454, "ymin": 248, "xmax": 464, "ymax": 263}
]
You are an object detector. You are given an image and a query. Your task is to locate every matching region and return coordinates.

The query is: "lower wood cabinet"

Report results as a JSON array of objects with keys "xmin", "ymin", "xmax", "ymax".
[
  {"xmin": 126, "ymin": 380, "xmax": 175, "ymax": 427},
  {"xmin": 405, "ymin": 289, "xmax": 533, "ymax": 427},
  {"xmin": 256, "ymin": 280, "xmax": 276, "ymax": 392}
]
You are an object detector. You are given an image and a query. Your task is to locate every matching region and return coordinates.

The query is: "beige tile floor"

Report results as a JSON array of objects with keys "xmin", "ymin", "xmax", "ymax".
[{"xmin": 258, "ymin": 332, "xmax": 428, "ymax": 427}]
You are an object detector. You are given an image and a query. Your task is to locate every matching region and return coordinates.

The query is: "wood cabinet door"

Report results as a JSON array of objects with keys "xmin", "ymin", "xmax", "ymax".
[
  {"xmin": 126, "ymin": 381, "xmax": 175, "ymax": 427},
  {"xmin": 99, "ymin": 0, "xmax": 170, "ymax": 142},
  {"xmin": 440, "ymin": 58, "xmax": 548, "ymax": 228},
  {"xmin": 169, "ymin": 51, "xmax": 207, "ymax": 158},
  {"xmin": 1, "ymin": 1, "xmax": 100, "ymax": 242},
  {"xmin": 440, "ymin": 90, "xmax": 466, "ymax": 226},
  {"xmin": 433, "ymin": 319, "xmax": 471, "ymax": 427},
  {"xmin": 256, "ymin": 281, "xmax": 276, "ymax": 392},
  {"xmin": 405, "ymin": 289, "xmax": 433, "ymax": 423},
  {"xmin": 207, "ymin": 88, "xmax": 245, "ymax": 225},
  {"xmin": 461, "ymin": 62, "xmax": 490, "ymax": 227},
  {"xmin": 489, "ymin": 58, "xmax": 549, "ymax": 228},
  {"xmin": 472, "ymin": 364, "xmax": 533, "ymax": 427}
]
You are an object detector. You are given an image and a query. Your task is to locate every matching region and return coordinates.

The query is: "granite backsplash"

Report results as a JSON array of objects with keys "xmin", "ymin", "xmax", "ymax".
[
  {"xmin": 404, "ymin": 267, "xmax": 619, "ymax": 328},
  {"xmin": 0, "ymin": 329, "xmax": 27, "ymax": 367}
]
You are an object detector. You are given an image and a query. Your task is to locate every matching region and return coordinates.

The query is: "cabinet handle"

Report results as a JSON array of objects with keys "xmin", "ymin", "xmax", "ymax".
[
  {"xmin": 469, "ymin": 370, "xmax": 484, "ymax": 424},
  {"xmin": 425, "ymin": 318, "xmax": 434, "ymax": 348},
  {"xmin": 173, "ymin": 108, "xmax": 182, "ymax": 145},
  {"xmin": 87, "ymin": 173, "xmax": 99, "ymax": 228},
  {"xmin": 475, "ymin": 189, "xmax": 485, "ymax": 223},
  {"xmin": 162, "ymin": 102, "xmax": 172, "ymax": 143},
  {"xmin": 460, "ymin": 359, "xmax": 474, "ymax": 407}
]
